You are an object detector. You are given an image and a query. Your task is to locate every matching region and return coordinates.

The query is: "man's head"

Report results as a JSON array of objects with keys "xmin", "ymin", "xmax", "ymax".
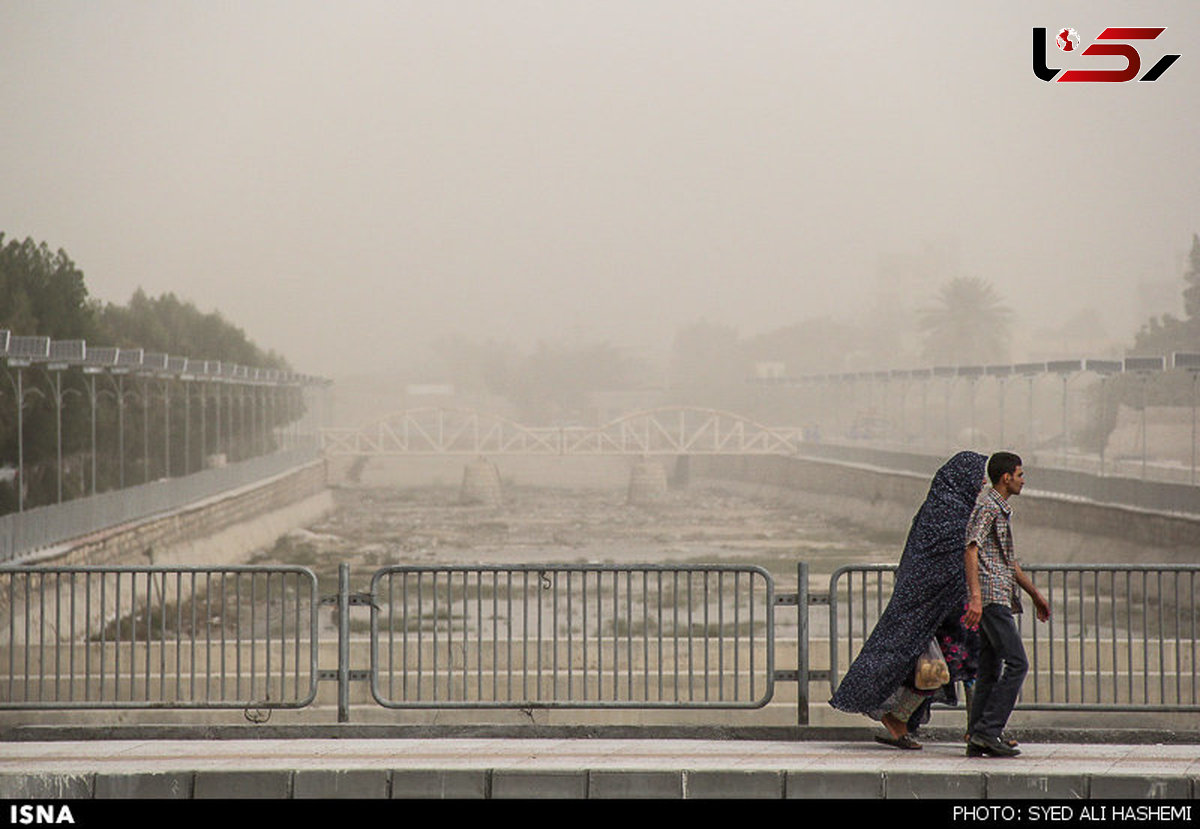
[{"xmin": 987, "ymin": 451, "xmax": 1024, "ymax": 497}]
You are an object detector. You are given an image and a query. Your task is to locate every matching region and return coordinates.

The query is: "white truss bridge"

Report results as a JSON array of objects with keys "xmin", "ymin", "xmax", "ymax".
[{"xmin": 320, "ymin": 407, "xmax": 804, "ymax": 457}]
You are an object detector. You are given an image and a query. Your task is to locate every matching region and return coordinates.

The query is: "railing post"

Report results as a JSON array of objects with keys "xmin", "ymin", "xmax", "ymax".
[
  {"xmin": 797, "ymin": 560, "xmax": 810, "ymax": 726},
  {"xmin": 338, "ymin": 563, "xmax": 351, "ymax": 723}
]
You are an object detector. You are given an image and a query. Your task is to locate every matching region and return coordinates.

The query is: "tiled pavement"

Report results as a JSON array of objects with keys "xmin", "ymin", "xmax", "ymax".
[{"xmin": 0, "ymin": 737, "xmax": 1197, "ymax": 798}]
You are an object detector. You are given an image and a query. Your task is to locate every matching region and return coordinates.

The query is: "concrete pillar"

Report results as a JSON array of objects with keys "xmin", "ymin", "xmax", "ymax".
[
  {"xmin": 460, "ymin": 458, "xmax": 502, "ymax": 505},
  {"xmin": 670, "ymin": 454, "xmax": 691, "ymax": 489},
  {"xmin": 627, "ymin": 459, "xmax": 667, "ymax": 504}
]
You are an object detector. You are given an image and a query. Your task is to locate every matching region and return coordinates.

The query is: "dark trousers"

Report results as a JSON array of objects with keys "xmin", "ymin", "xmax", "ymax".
[{"xmin": 968, "ymin": 604, "xmax": 1028, "ymax": 739}]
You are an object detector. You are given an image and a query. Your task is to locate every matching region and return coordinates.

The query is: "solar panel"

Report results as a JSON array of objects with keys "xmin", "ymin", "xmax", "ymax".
[
  {"xmin": 142, "ymin": 352, "xmax": 168, "ymax": 371},
  {"xmin": 1085, "ymin": 359, "xmax": 1122, "ymax": 375},
  {"xmin": 1173, "ymin": 352, "xmax": 1200, "ymax": 371},
  {"xmin": 1047, "ymin": 359, "xmax": 1083, "ymax": 374},
  {"xmin": 7, "ymin": 336, "xmax": 50, "ymax": 359},
  {"xmin": 84, "ymin": 346, "xmax": 119, "ymax": 367},
  {"xmin": 48, "ymin": 340, "xmax": 86, "ymax": 362},
  {"xmin": 1124, "ymin": 356, "xmax": 1165, "ymax": 373},
  {"xmin": 116, "ymin": 349, "xmax": 144, "ymax": 368}
]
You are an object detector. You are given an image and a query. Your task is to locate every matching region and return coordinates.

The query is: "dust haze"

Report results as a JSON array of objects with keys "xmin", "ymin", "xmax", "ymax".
[{"xmin": 2, "ymin": 1, "xmax": 1198, "ymax": 422}]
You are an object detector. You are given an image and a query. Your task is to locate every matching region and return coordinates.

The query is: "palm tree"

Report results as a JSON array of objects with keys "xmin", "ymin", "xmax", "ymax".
[{"xmin": 918, "ymin": 277, "xmax": 1013, "ymax": 365}]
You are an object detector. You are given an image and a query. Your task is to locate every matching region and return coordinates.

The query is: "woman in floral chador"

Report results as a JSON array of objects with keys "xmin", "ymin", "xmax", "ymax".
[{"xmin": 829, "ymin": 451, "xmax": 984, "ymax": 749}]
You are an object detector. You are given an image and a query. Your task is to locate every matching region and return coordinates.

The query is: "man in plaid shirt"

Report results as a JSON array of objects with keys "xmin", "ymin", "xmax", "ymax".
[{"xmin": 963, "ymin": 451, "xmax": 1051, "ymax": 758}]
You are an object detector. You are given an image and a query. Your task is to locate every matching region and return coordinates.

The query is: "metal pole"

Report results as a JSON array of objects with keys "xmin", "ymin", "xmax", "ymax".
[
  {"xmin": 88, "ymin": 375, "xmax": 98, "ymax": 496},
  {"xmin": 921, "ymin": 381, "xmax": 928, "ymax": 450},
  {"xmin": 338, "ymin": 562, "xmax": 351, "ymax": 723},
  {"xmin": 200, "ymin": 380, "xmax": 207, "ymax": 468},
  {"xmin": 183, "ymin": 380, "xmax": 190, "ymax": 476},
  {"xmin": 1061, "ymin": 374, "xmax": 1069, "ymax": 468},
  {"xmin": 117, "ymin": 375, "xmax": 125, "ymax": 489},
  {"xmin": 16, "ymin": 368, "xmax": 24, "ymax": 512},
  {"xmin": 998, "ymin": 377, "xmax": 1006, "ymax": 449},
  {"xmin": 1191, "ymin": 373, "xmax": 1197, "ymax": 486},
  {"xmin": 943, "ymin": 379, "xmax": 951, "ymax": 452},
  {"xmin": 1028, "ymin": 376, "xmax": 1035, "ymax": 457},
  {"xmin": 1098, "ymin": 376, "xmax": 1107, "ymax": 477},
  {"xmin": 141, "ymin": 377, "xmax": 150, "ymax": 483},
  {"xmin": 162, "ymin": 378, "xmax": 171, "ymax": 479},
  {"xmin": 796, "ymin": 561, "xmax": 810, "ymax": 726},
  {"xmin": 214, "ymin": 381, "xmax": 222, "ymax": 460},
  {"xmin": 1141, "ymin": 376, "xmax": 1148, "ymax": 480},
  {"xmin": 55, "ymin": 371, "xmax": 63, "ymax": 503},
  {"xmin": 968, "ymin": 378, "xmax": 976, "ymax": 446}
]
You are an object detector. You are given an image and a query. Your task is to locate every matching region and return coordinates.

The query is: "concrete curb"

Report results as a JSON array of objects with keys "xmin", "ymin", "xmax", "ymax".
[
  {"xmin": 0, "ymin": 768, "xmax": 1193, "ymax": 799},
  {"xmin": 5, "ymin": 723, "xmax": 1200, "ymax": 745}
]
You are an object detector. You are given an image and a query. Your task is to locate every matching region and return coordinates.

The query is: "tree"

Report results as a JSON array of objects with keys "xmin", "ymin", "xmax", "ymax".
[
  {"xmin": 917, "ymin": 277, "xmax": 1013, "ymax": 365},
  {"xmin": 0, "ymin": 234, "xmax": 96, "ymax": 337},
  {"xmin": 1133, "ymin": 233, "xmax": 1200, "ymax": 354},
  {"xmin": 94, "ymin": 290, "xmax": 290, "ymax": 369},
  {"xmin": 1, "ymin": 232, "xmax": 299, "ymax": 513}
]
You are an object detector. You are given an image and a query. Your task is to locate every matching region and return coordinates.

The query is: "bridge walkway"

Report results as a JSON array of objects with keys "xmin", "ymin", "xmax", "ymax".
[{"xmin": 0, "ymin": 726, "xmax": 1197, "ymax": 800}]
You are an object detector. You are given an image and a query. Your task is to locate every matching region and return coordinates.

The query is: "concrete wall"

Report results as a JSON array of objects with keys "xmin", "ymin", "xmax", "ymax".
[
  {"xmin": 34, "ymin": 461, "xmax": 331, "ymax": 569},
  {"xmin": 0, "ymin": 461, "xmax": 332, "ymax": 642},
  {"xmin": 689, "ymin": 454, "xmax": 1200, "ymax": 566}
]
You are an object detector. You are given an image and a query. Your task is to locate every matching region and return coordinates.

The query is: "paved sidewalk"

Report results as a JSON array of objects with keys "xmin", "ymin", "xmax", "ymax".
[{"xmin": 0, "ymin": 736, "xmax": 1197, "ymax": 798}]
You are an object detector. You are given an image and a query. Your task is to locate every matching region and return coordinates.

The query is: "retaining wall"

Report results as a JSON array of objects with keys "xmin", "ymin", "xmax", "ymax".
[{"xmin": 689, "ymin": 454, "xmax": 1200, "ymax": 565}]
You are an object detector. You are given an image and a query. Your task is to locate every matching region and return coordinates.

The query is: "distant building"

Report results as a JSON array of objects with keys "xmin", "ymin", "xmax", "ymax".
[{"xmin": 753, "ymin": 361, "xmax": 786, "ymax": 380}]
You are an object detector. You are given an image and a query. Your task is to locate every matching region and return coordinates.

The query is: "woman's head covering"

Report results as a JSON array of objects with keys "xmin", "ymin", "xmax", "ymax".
[{"xmin": 829, "ymin": 451, "xmax": 987, "ymax": 716}]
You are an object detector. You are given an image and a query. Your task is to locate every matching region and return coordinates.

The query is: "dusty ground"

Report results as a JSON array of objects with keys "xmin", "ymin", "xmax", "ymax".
[{"xmin": 249, "ymin": 481, "xmax": 908, "ymax": 597}]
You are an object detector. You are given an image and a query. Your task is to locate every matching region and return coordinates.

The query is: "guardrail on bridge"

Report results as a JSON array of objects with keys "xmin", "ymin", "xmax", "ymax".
[{"xmin": 2, "ymin": 560, "xmax": 1197, "ymax": 721}]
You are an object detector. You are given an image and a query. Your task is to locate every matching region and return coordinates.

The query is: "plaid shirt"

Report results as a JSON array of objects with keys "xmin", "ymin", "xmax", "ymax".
[{"xmin": 966, "ymin": 486, "xmax": 1023, "ymax": 613}]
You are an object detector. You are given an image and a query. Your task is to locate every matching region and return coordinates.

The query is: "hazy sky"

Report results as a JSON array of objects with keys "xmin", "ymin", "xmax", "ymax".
[{"xmin": 2, "ymin": 2, "xmax": 1198, "ymax": 378}]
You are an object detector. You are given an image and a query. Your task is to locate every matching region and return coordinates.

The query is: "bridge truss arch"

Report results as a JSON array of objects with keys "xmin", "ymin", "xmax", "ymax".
[{"xmin": 320, "ymin": 406, "xmax": 803, "ymax": 457}]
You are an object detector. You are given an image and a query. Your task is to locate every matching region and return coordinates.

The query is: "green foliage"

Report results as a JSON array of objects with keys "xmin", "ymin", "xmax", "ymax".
[
  {"xmin": 0, "ymin": 234, "xmax": 96, "ymax": 338},
  {"xmin": 1132, "ymin": 233, "xmax": 1200, "ymax": 355},
  {"xmin": 94, "ymin": 289, "xmax": 290, "ymax": 370},
  {"xmin": 1, "ymin": 232, "xmax": 298, "ymax": 513},
  {"xmin": 918, "ymin": 276, "xmax": 1013, "ymax": 365}
]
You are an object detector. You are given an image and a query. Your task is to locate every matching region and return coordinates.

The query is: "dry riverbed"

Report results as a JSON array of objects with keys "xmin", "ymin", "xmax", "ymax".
[{"xmin": 250, "ymin": 482, "xmax": 908, "ymax": 596}]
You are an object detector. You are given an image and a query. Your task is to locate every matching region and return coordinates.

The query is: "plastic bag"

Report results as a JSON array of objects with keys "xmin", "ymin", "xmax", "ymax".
[{"xmin": 914, "ymin": 638, "xmax": 950, "ymax": 690}]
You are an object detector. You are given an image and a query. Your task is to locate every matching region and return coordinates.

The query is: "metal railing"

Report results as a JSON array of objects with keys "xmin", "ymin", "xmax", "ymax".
[
  {"xmin": 3, "ymin": 560, "xmax": 1197, "ymax": 720},
  {"xmin": 0, "ymin": 565, "xmax": 319, "ymax": 709},
  {"xmin": 828, "ymin": 564, "xmax": 1200, "ymax": 712},
  {"xmin": 368, "ymin": 564, "xmax": 776, "ymax": 709},
  {"xmin": 0, "ymin": 445, "xmax": 320, "ymax": 564}
]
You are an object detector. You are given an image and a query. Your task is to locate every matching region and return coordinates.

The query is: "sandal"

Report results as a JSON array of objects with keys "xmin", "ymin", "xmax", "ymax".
[{"xmin": 875, "ymin": 733, "xmax": 923, "ymax": 750}]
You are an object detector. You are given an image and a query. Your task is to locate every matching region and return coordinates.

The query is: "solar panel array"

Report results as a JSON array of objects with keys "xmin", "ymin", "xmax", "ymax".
[{"xmin": 0, "ymin": 332, "xmax": 322, "ymax": 386}]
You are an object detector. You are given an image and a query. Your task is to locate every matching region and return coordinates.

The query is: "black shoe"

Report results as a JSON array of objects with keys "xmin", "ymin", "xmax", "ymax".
[{"xmin": 967, "ymin": 733, "xmax": 1021, "ymax": 757}]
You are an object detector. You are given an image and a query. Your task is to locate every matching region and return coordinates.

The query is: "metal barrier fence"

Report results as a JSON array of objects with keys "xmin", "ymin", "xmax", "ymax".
[
  {"xmin": 829, "ymin": 564, "xmax": 1200, "ymax": 712},
  {"xmin": 368, "ymin": 564, "xmax": 777, "ymax": 709},
  {"xmin": 0, "ymin": 445, "xmax": 320, "ymax": 564},
  {"xmin": 0, "ymin": 566, "xmax": 319, "ymax": 709},
  {"xmin": 3, "ymin": 560, "xmax": 1197, "ymax": 720}
]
